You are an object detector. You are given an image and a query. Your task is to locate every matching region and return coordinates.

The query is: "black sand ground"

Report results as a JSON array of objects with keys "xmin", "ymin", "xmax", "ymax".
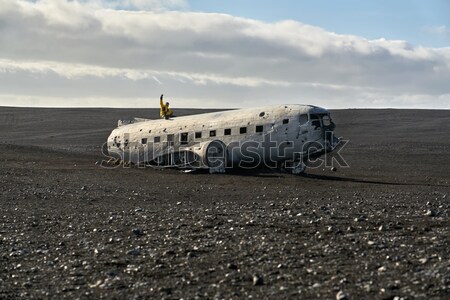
[{"xmin": 0, "ymin": 107, "xmax": 449, "ymax": 300}]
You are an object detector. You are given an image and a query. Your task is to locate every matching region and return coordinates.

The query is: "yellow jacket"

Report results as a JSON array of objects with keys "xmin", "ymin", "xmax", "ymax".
[{"xmin": 160, "ymin": 97, "xmax": 173, "ymax": 118}]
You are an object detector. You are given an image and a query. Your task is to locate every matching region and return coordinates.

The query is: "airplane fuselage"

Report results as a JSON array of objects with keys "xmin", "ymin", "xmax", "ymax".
[{"xmin": 106, "ymin": 104, "xmax": 340, "ymax": 173}]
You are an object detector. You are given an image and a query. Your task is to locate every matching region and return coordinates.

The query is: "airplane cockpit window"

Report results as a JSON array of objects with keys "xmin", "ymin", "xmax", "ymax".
[
  {"xmin": 299, "ymin": 114, "xmax": 308, "ymax": 125},
  {"xmin": 309, "ymin": 113, "xmax": 333, "ymax": 129},
  {"xmin": 310, "ymin": 114, "xmax": 321, "ymax": 129},
  {"xmin": 322, "ymin": 115, "xmax": 331, "ymax": 126}
]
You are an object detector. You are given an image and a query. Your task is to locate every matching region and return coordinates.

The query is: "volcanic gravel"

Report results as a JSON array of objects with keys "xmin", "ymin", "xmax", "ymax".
[{"xmin": 0, "ymin": 107, "xmax": 449, "ymax": 299}]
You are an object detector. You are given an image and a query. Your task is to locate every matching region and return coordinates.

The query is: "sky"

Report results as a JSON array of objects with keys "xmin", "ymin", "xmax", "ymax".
[{"xmin": 0, "ymin": 0, "xmax": 449, "ymax": 109}]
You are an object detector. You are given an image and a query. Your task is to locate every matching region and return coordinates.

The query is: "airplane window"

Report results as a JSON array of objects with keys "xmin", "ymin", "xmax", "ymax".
[
  {"xmin": 210, "ymin": 130, "xmax": 216, "ymax": 137},
  {"xmin": 154, "ymin": 136, "xmax": 161, "ymax": 143},
  {"xmin": 224, "ymin": 128, "xmax": 231, "ymax": 135},
  {"xmin": 195, "ymin": 132, "xmax": 202, "ymax": 139},
  {"xmin": 283, "ymin": 119, "xmax": 289, "ymax": 124},
  {"xmin": 240, "ymin": 127, "xmax": 247, "ymax": 134},
  {"xmin": 167, "ymin": 134, "xmax": 174, "ymax": 145},
  {"xmin": 180, "ymin": 132, "xmax": 188, "ymax": 145},
  {"xmin": 141, "ymin": 138, "xmax": 147, "ymax": 145},
  {"xmin": 256, "ymin": 125, "xmax": 263, "ymax": 133},
  {"xmin": 299, "ymin": 114, "xmax": 308, "ymax": 125}
]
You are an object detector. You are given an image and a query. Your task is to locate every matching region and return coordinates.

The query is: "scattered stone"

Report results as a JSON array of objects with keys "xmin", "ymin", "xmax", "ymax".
[
  {"xmin": 186, "ymin": 251, "xmax": 196, "ymax": 258},
  {"xmin": 336, "ymin": 290, "xmax": 349, "ymax": 300},
  {"xmin": 252, "ymin": 274, "xmax": 264, "ymax": 286},
  {"xmin": 425, "ymin": 209, "xmax": 436, "ymax": 217},
  {"xmin": 378, "ymin": 266, "xmax": 387, "ymax": 272},
  {"xmin": 164, "ymin": 250, "xmax": 176, "ymax": 256},
  {"xmin": 418, "ymin": 258, "xmax": 428, "ymax": 264},
  {"xmin": 227, "ymin": 263, "xmax": 238, "ymax": 270},
  {"xmin": 127, "ymin": 248, "xmax": 141, "ymax": 256},
  {"xmin": 132, "ymin": 228, "xmax": 143, "ymax": 236}
]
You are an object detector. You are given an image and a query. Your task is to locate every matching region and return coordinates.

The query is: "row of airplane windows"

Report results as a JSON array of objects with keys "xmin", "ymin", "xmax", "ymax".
[
  {"xmin": 142, "ymin": 121, "xmax": 290, "ymax": 145},
  {"xmin": 115, "ymin": 116, "xmax": 316, "ymax": 148}
]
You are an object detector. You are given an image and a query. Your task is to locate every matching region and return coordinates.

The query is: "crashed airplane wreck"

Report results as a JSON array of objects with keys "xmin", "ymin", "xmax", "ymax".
[{"xmin": 106, "ymin": 104, "xmax": 341, "ymax": 174}]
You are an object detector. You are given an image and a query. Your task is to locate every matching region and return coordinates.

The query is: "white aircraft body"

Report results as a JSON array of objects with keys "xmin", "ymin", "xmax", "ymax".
[{"xmin": 106, "ymin": 104, "xmax": 340, "ymax": 173}]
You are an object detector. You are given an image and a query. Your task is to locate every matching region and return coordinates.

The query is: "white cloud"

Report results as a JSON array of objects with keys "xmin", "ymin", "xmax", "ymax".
[
  {"xmin": 424, "ymin": 25, "xmax": 450, "ymax": 38},
  {"xmin": 0, "ymin": 0, "xmax": 449, "ymax": 109}
]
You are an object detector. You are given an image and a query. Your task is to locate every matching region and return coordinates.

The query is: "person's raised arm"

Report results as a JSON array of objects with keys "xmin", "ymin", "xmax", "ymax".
[{"xmin": 160, "ymin": 94, "xmax": 164, "ymax": 107}]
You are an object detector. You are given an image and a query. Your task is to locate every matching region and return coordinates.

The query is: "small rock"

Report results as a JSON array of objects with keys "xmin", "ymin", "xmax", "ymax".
[
  {"xmin": 252, "ymin": 274, "xmax": 264, "ymax": 286},
  {"xmin": 132, "ymin": 228, "xmax": 143, "ymax": 236},
  {"xmin": 186, "ymin": 251, "xmax": 196, "ymax": 258},
  {"xmin": 227, "ymin": 263, "xmax": 238, "ymax": 270},
  {"xmin": 127, "ymin": 248, "xmax": 141, "ymax": 256},
  {"xmin": 425, "ymin": 209, "xmax": 436, "ymax": 217},
  {"xmin": 336, "ymin": 290, "xmax": 349, "ymax": 300},
  {"xmin": 418, "ymin": 258, "xmax": 428, "ymax": 264},
  {"xmin": 331, "ymin": 167, "xmax": 337, "ymax": 172},
  {"xmin": 377, "ymin": 266, "xmax": 386, "ymax": 272},
  {"xmin": 81, "ymin": 186, "xmax": 87, "ymax": 191}
]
